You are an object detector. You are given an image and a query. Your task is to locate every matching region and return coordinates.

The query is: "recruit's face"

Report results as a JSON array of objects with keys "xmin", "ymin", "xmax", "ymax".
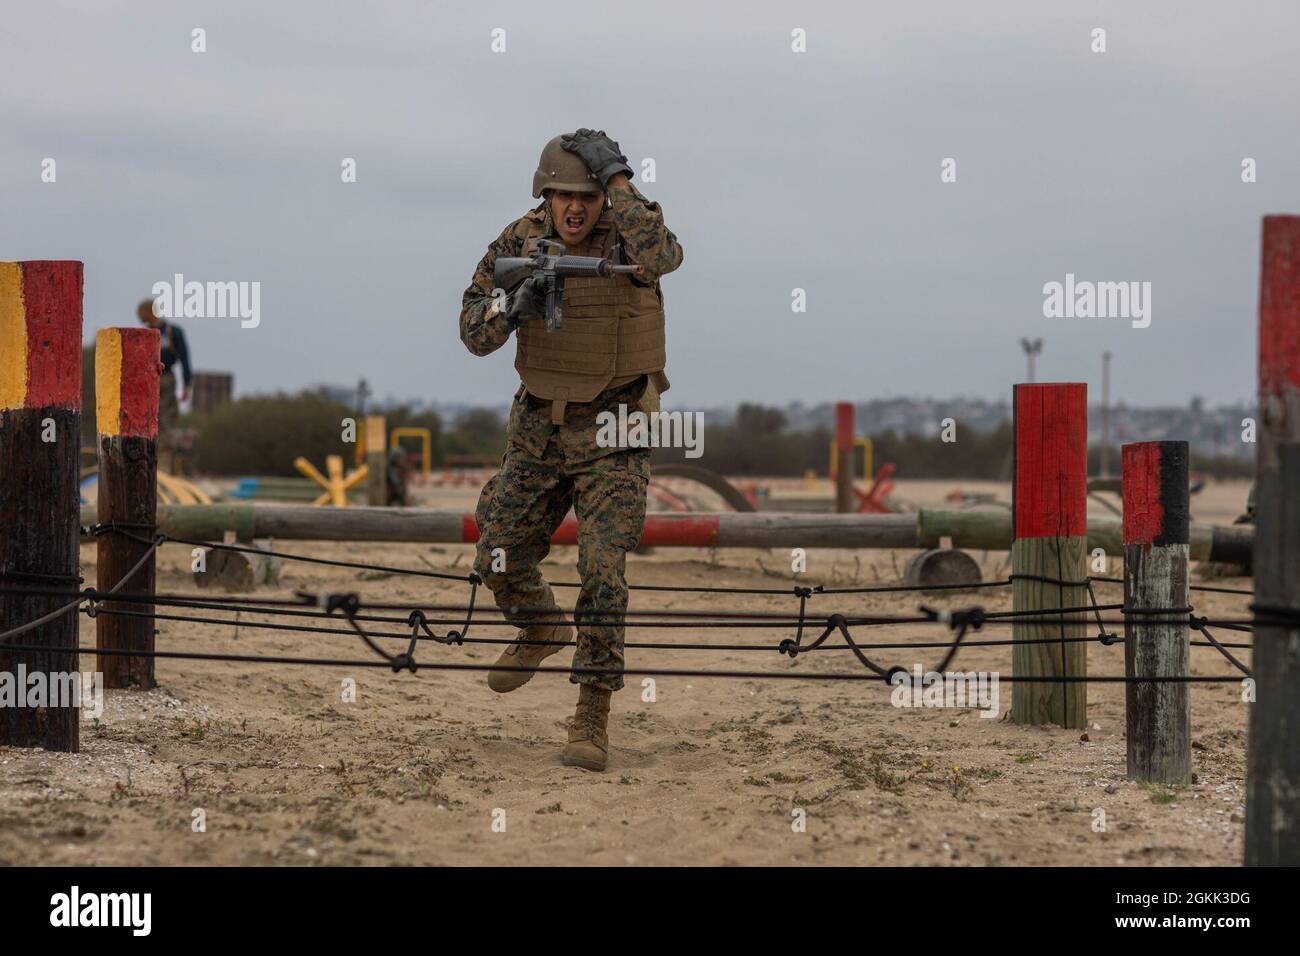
[
  {"xmin": 548, "ymin": 189, "xmax": 604, "ymax": 245},
  {"xmin": 137, "ymin": 303, "xmax": 162, "ymax": 328}
]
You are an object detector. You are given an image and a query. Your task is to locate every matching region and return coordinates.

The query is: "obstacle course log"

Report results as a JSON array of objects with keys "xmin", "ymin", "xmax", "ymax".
[
  {"xmin": 0, "ymin": 260, "xmax": 83, "ymax": 753},
  {"xmin": 1123, "ymin": 441, "xmax": 1191, "ymax": 785},
  {"xmin": 903, "ymin": 548, "xmax": 981, "ymax": 588},
  {"xmin": 76, "ymin": 503, "xmax": 1253, "ymax": 560},
  {"xmin": 1011, "ymin": 382, "xmax": 1088, "ymax": 729},
  {"xmin": 916, "ymin": 508, "xmax": 1249, "ymax": 565},
  {"xmin": 95, "ymin": 328, "xmax": 161, "ymax": 689},
  {"xmin": 1246, "ymin": 214, "xmax": 1300, "ymax": 867},
  {"xmin": 834, "ymin": 402, "xmax": 854, "ymax": 514}
]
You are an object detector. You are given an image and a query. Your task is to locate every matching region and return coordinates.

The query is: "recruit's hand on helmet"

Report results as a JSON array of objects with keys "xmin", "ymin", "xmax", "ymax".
[
  {"xmin": 561, "ymin": 129, "xmax": 633, "ymax": 188},
  {"xmin": 506, "ymin": 276, "xmax": 546, "ymax": 325}
]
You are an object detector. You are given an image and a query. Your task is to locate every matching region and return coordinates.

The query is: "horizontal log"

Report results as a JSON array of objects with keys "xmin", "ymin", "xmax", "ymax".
[
  {"xmin": 919, "ymin": 508, "xmax": 1250, "ymax": 566},
  {"xmin": 77, "ymin": 503, "xmax": 1253, "ymax": 564}
]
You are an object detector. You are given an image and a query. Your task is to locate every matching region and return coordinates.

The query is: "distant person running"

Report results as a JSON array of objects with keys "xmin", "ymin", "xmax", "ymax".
[{"xmin": 137, "ymin": 298, "xmax": 192, "ymax": 465}]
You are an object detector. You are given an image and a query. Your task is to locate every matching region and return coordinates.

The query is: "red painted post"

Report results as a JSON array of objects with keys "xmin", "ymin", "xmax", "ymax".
[
  {"xmin": 1011, "ymin": 382, "xmax": 1088, "ymax": 727},
  {"xmin": 1122, "ymin": 440, "xmax": 1190, "ymax": 784},
  {"xmin": 1246, "ymin": 214, "xmax": 1300, "ymax": 866},
  {"xmin": 95, "ymin": 327, "xmax": 161, "ymax": 689},
  {"xmin": 834, "ymin": 401, "xmax": 854, "ymax": 513},
  {"xmin": 0, "ymin": 260, "xmax": 84, "ymax": 752}
]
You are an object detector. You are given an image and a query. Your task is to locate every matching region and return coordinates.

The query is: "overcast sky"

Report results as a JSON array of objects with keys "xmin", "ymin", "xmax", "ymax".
[{"xmin": 3, "ymin": 1, "xmax": 1296, "ymax": 411}]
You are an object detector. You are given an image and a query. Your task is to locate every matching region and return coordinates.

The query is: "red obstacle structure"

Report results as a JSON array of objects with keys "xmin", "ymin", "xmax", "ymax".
[
  {"xmin": 0, "ymin": 260, "xmax": 84, "ymax": 753},
  {"xmin": 1246, "ymin": 214, "xmax": 1300, "ymax": 867},
  {"xmin": 1010, "ymin": 382, "xmax": 1089, "ymax": 729},
  {"xmin": 95, "ymin": 327, "xmax": 161, "ymax": 689},
  {"xmin": 1122, "ymin": 440, "xmax": 1191, "ymax": 785}
]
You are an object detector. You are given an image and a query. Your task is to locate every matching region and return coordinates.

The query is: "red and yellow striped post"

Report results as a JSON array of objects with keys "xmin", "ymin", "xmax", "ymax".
[
  {"xmin": 1246, "ymin": 214, "xmax": 1300, "ymax": 866},
  {"xmin": 0, "ymin": 260, "xmax": 84, "ymax": 752},
  {"xmin": 1011, "ymin": 382, "xmax": 1088, "ymax": 728},
  {"xmin": 1122, "ymin": 440, "xmax": 1191, "ymax": 784},
  {"xmin": 95, "ymin": 327, "xmax": 161, "ymax": 689}
]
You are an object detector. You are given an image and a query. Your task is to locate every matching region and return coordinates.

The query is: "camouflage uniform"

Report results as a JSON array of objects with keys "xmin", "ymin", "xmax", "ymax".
[
  {"xmin": 153, "ymin": 317, "xmax": 190, "ymax": 463},
  {"xmin": 157, "ymin": 369, "xmax": 179, "ymax": 458},
  {"xmin": 460, "ymin": 180, "xmax": 683, "ymax": 692}
]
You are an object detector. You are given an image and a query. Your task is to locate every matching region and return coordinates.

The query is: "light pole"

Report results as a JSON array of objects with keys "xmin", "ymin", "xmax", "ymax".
[
  {"xmin": 355, "ymin": 377, "xmax": 371, "ymax": 418},
  {"xmin": 1100, "ymin": 351, "xmax": 1112, "ymax": 477},
  {"xmin": 1019, "ymin": 337, "xmax": 1044, "ymax": 383}
]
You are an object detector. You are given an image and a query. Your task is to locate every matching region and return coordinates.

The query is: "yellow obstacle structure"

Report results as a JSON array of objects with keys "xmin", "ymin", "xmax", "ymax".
[
  {"xmin": 294, "ymin": 454, "xmax": 369, "ymax": 507},
  {"xmin": 390, "ymin": 426, "xmax": 432, "ymax": 479},
  {"xmin": 157, "ymin": 470, "xmax": 213, "ymax": 505},
  {"xmin": 828, "ymin": 436, "xmax": 872, "ymax": 481},
  {"xmin": 80, "ymin": 465, "xmax": 212, "ymax": 506}
]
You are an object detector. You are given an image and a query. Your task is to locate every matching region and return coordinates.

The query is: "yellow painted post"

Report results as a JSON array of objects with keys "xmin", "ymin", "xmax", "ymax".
[
  {"xmin": 365, "ymin": 415, "xmax": 386, "ymax": 506},
  {"xmin": 326, "ymin": 454, "xmax": 346, "ymax": 507}
]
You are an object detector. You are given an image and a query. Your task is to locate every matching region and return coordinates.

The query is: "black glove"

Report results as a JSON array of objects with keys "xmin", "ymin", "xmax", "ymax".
[
  {"xmin": 505, "ymin": 276, "xmax": 546, "ymax": 325},
  {"xmin": 561, "ymin": 129, "xmax": 633, "ymax": 188}
]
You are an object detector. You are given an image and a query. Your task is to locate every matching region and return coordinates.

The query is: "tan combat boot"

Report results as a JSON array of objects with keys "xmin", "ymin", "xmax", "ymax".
[
  {"xmin": 562, "ymin": 684, "xmax": 611, "ymax": 772},
  {"xmin": 487, "ymin": 622, "xmax": 572, "ymax": 693}
]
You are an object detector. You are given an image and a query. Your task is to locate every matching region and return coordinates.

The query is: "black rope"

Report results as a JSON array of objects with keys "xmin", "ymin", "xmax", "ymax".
[
  {"xmin": 295, "ymin": 591, "xmax": 417, "ymax": 673},
  {"xmin": 0, "ymin": 525, "xmax": 1257, "ymax": 687},
  {"xmin": 1086, "ymin": 579, "xmax": 1120, "ymax": 645},
  {"xmin": 1189, "ymin": 615, "xmax": 1253, "ymax": 677},
  {"xmin": 1008, "ymin": 572, "xmax": 1091, "ymax": 588},
  {"xmin": 83, "ymin": 605, "xmax": 1254, "ymax": 652},
  {"xmin": 168, "ymin": 533, "xmax": 472, "ymax": 583},
  {"xmin": 1, "ymin": 534, "xmax": 163, "ymax": 645},
  {"xmin": 0, "ymin": 569, "xmax": 84, "ymax": 585},
  {"xmin": 0, "ymin": 597, "xmax": 86, "ymax": 645},
  {"xmin": 1250, "ymin": 603, "xmax": 1300, "ymax": 629},
  {"xmin": 0, "ymin": 639, "xmax": 1247, "ymax": 683}
]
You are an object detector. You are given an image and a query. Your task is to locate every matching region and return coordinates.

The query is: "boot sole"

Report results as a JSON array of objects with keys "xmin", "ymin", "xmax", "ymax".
[{"xmin": 562, "ymin": 751, "xmax": 608, "ymax": 772}]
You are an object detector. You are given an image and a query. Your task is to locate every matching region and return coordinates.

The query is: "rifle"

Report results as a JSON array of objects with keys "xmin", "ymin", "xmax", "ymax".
[{"xmin": 493, "ymin": 240, "xmax": 640, "ymax": 331}]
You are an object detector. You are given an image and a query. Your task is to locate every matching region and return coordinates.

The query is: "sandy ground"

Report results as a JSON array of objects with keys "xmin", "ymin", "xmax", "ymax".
[{"xmin": 0, "ymin": 479, "xmax": 1255, "ymax": 866}]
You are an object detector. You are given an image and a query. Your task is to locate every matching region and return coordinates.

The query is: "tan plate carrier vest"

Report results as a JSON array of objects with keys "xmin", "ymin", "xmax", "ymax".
[{"xmin": 514, "ymin": 209, "xmax": 666, "ymax": 424}]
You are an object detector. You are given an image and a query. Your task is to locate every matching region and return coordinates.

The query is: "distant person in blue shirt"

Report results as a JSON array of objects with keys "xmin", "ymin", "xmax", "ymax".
[{"xmin": 137, "ymin": 298, "xmax": 192, "ymax": 461}]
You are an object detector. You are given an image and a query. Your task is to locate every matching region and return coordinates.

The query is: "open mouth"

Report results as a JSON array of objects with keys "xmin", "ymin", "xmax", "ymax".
[{"xmin": 563, "ymin": 215, "xmax": 585, "ymax": 232}]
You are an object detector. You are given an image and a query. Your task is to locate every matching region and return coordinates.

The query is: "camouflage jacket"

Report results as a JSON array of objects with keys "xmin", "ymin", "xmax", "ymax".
[{"xmin": 459, "ymin": 180, "xmax": 683, "ymax": 357}]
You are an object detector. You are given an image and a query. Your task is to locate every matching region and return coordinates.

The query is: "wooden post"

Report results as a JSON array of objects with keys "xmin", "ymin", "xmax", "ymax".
[
  {"xmin": 1122, "ymin": 440, "xmax": 1190, "ymax": 784},
  {"xmin": 0, "ymin": 260, "xmax": 84, "ymax": 752},
  {"xmin": 95, "ymin": 327, "xmax": 160, "ymax": 690},
  {"xmin": 1011, "ymin": 382, "xmax": 1088, "ymax": 728},
  {"xmin": 1246, "ymin": 214, "xmax": 1300, "ymax": 866},
  {"xmin": 834, "ymin": 402, "xmax": 854, "ymax": 513},
  {"xmin": 365, "ymin": 414, "xmax": 386, "ymax": 506}
]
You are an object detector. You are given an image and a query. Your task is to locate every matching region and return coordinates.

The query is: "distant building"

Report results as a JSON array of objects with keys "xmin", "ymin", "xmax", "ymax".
[{"xmin": 191, "ymin": 371, "xmax": 233, "ymax": 413}]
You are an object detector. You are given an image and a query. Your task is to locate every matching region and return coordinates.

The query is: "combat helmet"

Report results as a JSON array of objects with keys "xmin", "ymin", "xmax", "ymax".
[{"xmin": 532, "ymin": 133, "xmax": 601, "ymax": 198}]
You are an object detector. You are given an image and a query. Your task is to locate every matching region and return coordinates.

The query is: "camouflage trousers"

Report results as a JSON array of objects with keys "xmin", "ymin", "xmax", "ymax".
[
  {"xmin": 473, "ymin": 378, "xmax": 650, "ymax": 692},
  {"xmin": 158, "ymin": 369, "xmax": 179, "ymax": 460}
]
